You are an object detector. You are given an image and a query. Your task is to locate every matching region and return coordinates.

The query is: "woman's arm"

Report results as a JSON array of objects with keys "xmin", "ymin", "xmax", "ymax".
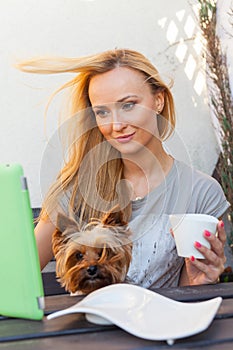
[{"xmin": 34, "ymin": 219, "xmax": 55, "ymax": 270}]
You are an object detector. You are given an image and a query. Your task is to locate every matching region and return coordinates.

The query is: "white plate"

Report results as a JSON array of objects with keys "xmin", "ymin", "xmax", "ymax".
[{"xmin": 47, "ymin": 284, "xmax": 222, "ymax": 343}]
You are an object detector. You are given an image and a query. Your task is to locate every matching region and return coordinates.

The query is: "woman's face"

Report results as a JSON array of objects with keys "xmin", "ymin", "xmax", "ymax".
[{"xmin": 88, "ymin": 67, "xmax": 164, "ymax": 155}]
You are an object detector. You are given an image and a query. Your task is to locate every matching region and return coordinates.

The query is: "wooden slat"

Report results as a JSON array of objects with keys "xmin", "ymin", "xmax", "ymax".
[
  {"xmin": 42, "ymin": 272, "xmax": 233, "ymax": 301},
  {"xmin": 43, "ymin": 294, "xmax": 233, "ymax": 318},
  {"xmin": 151, "ymin": 282, "xmax": 233, "ymax": 302},
  {"xmin": 1, "ymin": 311, "xmax": 233, "ymax": 348}
]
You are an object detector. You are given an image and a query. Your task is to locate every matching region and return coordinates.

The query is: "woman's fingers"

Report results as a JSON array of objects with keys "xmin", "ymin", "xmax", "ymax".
[
  {"xmin": 189, "ymin": 255, "xmax": 221, "ymax": 283},
  {"xmin": 217, "ymin": 220, "xmax": 227, "ymax": 245},
  {"xmin": 194, "ymin": 220, "xmax": 226, "ymax": 262},
  {"xmin": 189, "ymin": 221, "xmax": 227, "ymax": 283}
]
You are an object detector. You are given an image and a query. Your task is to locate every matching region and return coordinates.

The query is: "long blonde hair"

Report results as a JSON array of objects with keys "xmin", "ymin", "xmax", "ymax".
[{"xmin": 17, "ymin": 49, "xmax": 176, "ymax": 224}]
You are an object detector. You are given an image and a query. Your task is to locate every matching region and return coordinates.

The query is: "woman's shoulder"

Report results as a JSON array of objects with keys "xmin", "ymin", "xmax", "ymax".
[
  {"xmin": 174, "ymin": 159, "xmax": 230, "ymax": 217},
  {"xmin": 174, "ymin": 159, "xmax": 221, "ymax": 187}
]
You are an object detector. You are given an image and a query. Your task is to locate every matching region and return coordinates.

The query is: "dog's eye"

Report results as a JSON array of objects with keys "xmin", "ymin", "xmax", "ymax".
[{"xmin": 76, "ymin": 252, "xmax": 83, "ymax": 261}]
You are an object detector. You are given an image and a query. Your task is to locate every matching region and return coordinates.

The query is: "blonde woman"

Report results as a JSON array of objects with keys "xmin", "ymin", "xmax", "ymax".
[{"xmin": 18, "ymin": 49, "xmax": 229, "ymax": 288}]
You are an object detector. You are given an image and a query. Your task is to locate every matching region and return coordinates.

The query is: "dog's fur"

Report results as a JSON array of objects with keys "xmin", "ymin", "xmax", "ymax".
[{"xmin": 52, "ymin": 208, "xmax": 132, "ymax": 294}]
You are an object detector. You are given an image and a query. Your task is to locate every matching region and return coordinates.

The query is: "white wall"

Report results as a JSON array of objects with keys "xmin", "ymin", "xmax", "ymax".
[{"xmin": 0, "ymin": 0, "xmax": 221, "ymax": 207}]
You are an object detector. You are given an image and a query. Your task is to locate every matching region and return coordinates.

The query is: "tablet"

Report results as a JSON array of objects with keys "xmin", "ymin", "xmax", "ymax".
[{"xmin": 0, "ymin": 164, "xmax": 44, "ymax": 320}]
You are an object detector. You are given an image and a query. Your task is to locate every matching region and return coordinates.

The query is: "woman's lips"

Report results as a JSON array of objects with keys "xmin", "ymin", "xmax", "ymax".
[{"xmin": 115, "ymin": 132, "xmax": 135, "ymax": 143}]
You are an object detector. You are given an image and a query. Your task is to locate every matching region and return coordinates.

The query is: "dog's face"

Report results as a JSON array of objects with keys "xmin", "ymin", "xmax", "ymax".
[{"xmin": 52, "ymin": 208, "xmax": 132, "ymax": 294}]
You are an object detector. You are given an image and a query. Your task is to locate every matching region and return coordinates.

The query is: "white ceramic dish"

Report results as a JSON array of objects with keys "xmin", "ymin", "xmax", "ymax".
[{"xmin": 47, "ymin": 284, "xmax": 222, "ymax": 344}]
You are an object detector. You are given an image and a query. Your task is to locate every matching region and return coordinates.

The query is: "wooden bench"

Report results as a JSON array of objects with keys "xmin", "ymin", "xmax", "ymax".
[{"xmin": 32, "ymin": 209, "xmax": 233, "ymax": 296}]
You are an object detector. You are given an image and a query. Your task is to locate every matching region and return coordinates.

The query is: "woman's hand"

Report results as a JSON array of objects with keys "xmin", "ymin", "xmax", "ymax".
[{"xmin": 184, "ymin": 220, "xmax": 226, "ymax": 285}]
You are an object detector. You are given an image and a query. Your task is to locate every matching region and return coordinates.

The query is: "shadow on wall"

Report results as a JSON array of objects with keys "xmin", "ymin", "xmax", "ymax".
[{"xmin": 153, "ymin": 4, "xmax": 219, "ymax": 174}]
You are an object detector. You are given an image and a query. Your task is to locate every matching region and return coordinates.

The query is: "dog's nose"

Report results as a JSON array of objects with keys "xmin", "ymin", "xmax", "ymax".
[{"xmin": 87, "ymin": 265, "xmax": 97, "ymax": 276}]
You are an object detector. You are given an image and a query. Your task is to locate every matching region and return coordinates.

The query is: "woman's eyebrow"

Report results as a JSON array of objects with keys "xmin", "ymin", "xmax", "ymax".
[
  {"xmin": 117, "ymin": 94, "xmax": 138, "ymax": 103},
  {"xmin": 92, "ymin": 95, "xmax": 139, "ymax": 109}
]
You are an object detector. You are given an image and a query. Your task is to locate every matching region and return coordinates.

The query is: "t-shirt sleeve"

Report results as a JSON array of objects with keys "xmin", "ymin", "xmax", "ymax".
[{"xmin": 192, "ymin": 170, "xmax": 230, "ymax": 218}]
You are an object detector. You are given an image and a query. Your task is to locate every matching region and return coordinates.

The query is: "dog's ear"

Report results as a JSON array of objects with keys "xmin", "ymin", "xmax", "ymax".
[
  {"xmin": 53, "ymin": 213, "xmax": 80, "ymax": 255},
  {"xmin": 101, "ymin": 205, "xmax": 127, "ymax": 226},
  {"xmin": 56, "ymin": 212, "xmax": 80, "ymax": 233}
]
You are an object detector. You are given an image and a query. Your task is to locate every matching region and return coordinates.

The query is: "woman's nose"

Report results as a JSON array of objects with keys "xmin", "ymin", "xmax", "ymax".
[
  {"xmin": 112, "ymin": 111, "xmax": 126, "ymax": 131},
  {"xmin": 112, "ymin": 121, "xmax": 126, "ymax": 131}
]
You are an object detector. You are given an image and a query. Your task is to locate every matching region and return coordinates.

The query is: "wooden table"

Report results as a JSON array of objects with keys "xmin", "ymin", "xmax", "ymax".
[{"xmin": 1, "ymin": 283, "xmax": 233, "ymax": 349}]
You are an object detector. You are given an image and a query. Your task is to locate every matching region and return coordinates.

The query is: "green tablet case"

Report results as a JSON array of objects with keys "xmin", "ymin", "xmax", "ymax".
[{"xmin": 0, "ymin": 164, "xmax": 44, "ymax": 320}]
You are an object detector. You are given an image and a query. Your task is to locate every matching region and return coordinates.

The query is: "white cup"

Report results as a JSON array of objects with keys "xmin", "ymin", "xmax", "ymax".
[{"xmin": 169, "ymin": 214, "xmax": 218, "ymax": 259}]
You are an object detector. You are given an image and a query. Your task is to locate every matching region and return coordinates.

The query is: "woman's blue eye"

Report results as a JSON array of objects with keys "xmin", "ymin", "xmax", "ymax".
[
  {"xmin": 122, "ymin": 102, "xmax": 135, "ymax": 111},
  {"xmin": 94, "ymin": 109, "xmax": 109, "ymax": 118}
]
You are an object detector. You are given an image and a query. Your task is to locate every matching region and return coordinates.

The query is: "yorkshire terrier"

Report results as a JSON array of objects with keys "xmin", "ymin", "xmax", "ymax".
[{"xmin": 52, "ymin": 207, "xmax": 132, "ymax": 295}]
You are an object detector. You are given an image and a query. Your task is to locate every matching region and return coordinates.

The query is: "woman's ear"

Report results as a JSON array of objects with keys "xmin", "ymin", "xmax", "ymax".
[{"xmin": 154, "ymin": 91, "xmax": 164, "ymax": 114}]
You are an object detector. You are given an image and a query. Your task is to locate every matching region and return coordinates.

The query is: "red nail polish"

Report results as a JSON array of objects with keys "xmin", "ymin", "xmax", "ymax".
[
  {"xmin": 220, "ymin": 221, "xmax": 224, "ymax": 228},
  {"xmin": 195, "ymin": 241, "xmax": 202, "ymax": 248},
  {"xmin": 204, "ymin": 230, "xmax": 211, "ymax": 237},
  {"xmin": 190, "ymin": 256, "xmax": 195, "ymax": 262}
]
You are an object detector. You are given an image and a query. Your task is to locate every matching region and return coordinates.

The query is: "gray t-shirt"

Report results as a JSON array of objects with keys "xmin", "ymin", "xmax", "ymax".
[
  {"xmin": 127, "ymin": 159, "xmax": 230, "ymax": 288},
  {"xmin": 59, "ymin": 159, "xmax": 230, "ymax": 289}
]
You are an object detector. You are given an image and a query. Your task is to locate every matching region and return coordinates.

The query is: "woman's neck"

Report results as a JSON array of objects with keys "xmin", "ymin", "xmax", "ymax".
[{"xmin": 122, "ymin": 145, "xmax": 174, "ymax": 200}]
